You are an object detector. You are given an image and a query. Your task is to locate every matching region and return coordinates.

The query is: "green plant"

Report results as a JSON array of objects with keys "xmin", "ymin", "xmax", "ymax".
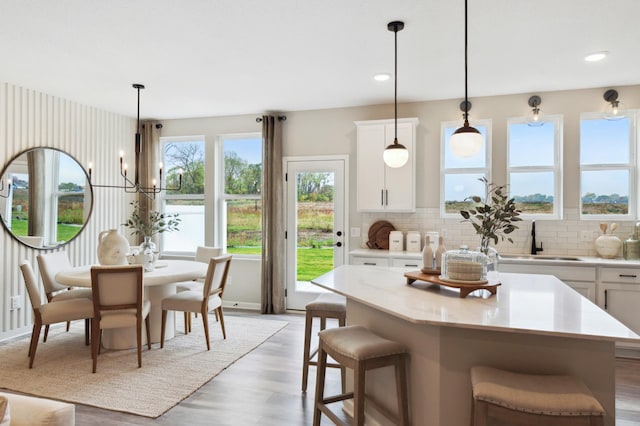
[
  {"xmin": 123, "ymin": 201, "xmax": 181, "ymax": 238},
  {"xmin": 459, "ymin": 177, "xmax": 522, "ymax": 253}
]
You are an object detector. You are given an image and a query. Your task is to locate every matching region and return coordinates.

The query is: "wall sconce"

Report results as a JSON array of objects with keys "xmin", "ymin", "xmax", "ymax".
[
  {"xmin": 603, "ymin": 89, "xmax": 625, "ymax": 121},
  {"xmin": 0, "ymin": 178, "xmax": 11, "ymax": 199},
  {"xmin": 89, "ymin": 84, "xmax": 182, "ymax": 199},
  {"xmin": 527, "ymin": 95, "xmax": 544, "ymax": 127}
]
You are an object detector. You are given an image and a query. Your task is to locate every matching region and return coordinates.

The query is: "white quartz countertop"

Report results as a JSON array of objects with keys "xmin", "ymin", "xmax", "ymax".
[
  {"xmin": 311, "ymin": 265, "xmax": 640, "ymax": 343},
  {"xmin": 350, "ymin": 248, "xmax": 640, "ymax": 267}
]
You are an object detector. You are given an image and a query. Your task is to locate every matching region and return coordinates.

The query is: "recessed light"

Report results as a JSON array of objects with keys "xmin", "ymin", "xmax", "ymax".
[
  {"xmin": 584, "ymin": 51, "xmax": 608, "ymax": 62},
  {"xmin": 373, "ymin": 73, "xmax": 391, "ymax": 82}
]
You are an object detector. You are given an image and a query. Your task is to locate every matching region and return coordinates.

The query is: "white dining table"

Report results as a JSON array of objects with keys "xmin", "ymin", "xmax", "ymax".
[{"xmin": 56, "ymin": 259, "xmax": 207, "ymax": 349}]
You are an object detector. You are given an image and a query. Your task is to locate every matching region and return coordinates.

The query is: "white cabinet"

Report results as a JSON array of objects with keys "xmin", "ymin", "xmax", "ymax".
[
  {"xmin": 597, "ymin": 267, "xmax": 640, "ymax": 339},
  {"xmin": 499, "ymin": 263, "xmax": 597, "ymax": 302},
  {"xmin": 355, "ymin": 118, "xmax": 418, "ymax": 212},
  {"xmin": 350, "ymin": 256, "xmax": 390, "ymax": 267},
  {"xmin": 349, "ymin": 249, "xmax": 421, "ymax": 269}
]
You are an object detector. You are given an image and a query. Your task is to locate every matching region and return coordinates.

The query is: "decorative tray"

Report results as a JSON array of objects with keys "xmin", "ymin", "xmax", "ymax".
[{"xmin": 404, "ymin": 271, "xmax": 500, "ymax": 298}]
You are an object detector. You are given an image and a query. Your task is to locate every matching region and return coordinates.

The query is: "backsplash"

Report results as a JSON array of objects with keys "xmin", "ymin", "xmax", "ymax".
[{"xmin": 359, "ymin": 208, "xmax": 637, "ymax": 257}]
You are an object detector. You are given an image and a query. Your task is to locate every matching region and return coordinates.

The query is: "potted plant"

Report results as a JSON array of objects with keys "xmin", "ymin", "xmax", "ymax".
[
  {"xmin": 459, "ymin": 177, "xmax": 522, "ymax": 263},
  {"xmin": 123, "ymin": 201, "xmax": 181, "ymax": 253}
]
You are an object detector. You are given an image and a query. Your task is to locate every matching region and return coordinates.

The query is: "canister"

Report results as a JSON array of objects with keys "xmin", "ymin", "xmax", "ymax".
[
  {"xmin": 389, "ymin": 231, "xmax": 404, "ymax": 252},
  {"xmin": 406, "ymin": 231, "xmax": 421, "ymax": 253},
  {"xmin": 623, "ymin": 234, "xmax": 640, "ymax": 260}
]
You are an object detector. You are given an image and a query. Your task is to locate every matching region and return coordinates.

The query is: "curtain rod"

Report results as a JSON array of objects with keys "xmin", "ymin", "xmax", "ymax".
[{"xmin": 256, "ymin": 115, "xmax": 287, "ymax": 123}]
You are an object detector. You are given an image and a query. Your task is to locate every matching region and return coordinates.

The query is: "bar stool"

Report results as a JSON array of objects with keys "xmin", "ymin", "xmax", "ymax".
[
  {"xmin": 470, "ymin": 366, "xmax": 605, "ymax": 426},
  {"xmin": 313, "ymin": 325, "xmax": 409, "ymax": 426},
  {"xmin": 302, "ymin": 292, "xmax": 346, "ymax": 392}
]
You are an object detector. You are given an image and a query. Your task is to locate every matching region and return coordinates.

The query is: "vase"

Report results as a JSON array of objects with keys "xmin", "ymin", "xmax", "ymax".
[
  {"xmin": 478, "ymin": 240, "xmax": 499, "ymax": 281},
  {"xmin": 141, "ymin": 236, "xmax": 157, "ymax": 254},
  {"xmin": 97, "ymin": 229, "xmax": 130, "ymax": 265},
  {"xmin": 595, "ymin": 234, "xmax": 622, "ymax": 259}
]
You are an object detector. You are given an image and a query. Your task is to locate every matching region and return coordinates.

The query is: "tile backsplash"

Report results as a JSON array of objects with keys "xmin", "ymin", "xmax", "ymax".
[{"xmin": 359, "ymin": 208, "xmax": 637, "ymax": 257}]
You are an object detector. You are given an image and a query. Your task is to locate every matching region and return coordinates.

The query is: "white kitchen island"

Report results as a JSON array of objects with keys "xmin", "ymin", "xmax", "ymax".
[{"xmin": 311, "ymin": 265, "xmax": 640, "ymax": 426}]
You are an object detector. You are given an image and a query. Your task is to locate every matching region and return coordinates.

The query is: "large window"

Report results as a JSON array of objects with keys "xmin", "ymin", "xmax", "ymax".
[
  {"xmin": 160, "ymin": 136, "xmax": 206, "ymax": 253},
  {"xmin": 580, "ymin": 114, "xmax": 636, "ymax": 218},
  {"xmin": 507, "ymin": 115, "xmax": 562, "ymax": 218},
  {"xmin": 441, "ymin": 119, "xmax": 492, "ymax": 216},
  {"xmin": 219, "ymin": 134, "xmax": 262, "ymax": 255}
]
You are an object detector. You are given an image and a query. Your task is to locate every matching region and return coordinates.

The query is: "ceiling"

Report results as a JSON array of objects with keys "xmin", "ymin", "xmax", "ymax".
[{"xmin": 1, "ymin": 0, "xmax": 638, "ymax": 120}]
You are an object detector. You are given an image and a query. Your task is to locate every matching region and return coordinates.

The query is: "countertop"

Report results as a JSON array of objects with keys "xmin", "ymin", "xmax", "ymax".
[
  {"xmin": 311, "ymin": 264, "xmax": 640, "ymax": 343},
  {"xmin": 350, "ymin": 248, "xmax": 640, "ymax": 267}
]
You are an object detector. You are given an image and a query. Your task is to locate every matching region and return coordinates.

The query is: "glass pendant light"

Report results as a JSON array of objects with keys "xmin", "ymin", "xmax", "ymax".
[
  {"xmin": 383, "ymin": 21, "xmax": 409, "ymax": 168},
  {"xmin": 603, "ymin": 89, "xmax": 625, "ymax": 121},
  {"xmin": 527, "ymin": 95, "xmax": 544, "ymax": 127},
  {"xmin": 450, "ymin": 0, "xmax": 483, "ymax": 158}
]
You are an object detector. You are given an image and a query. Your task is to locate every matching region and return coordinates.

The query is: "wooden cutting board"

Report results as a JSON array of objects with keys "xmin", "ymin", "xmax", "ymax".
[{"xmin": 366, "ymin": 220, "xmax": 396, "ymax": 249}]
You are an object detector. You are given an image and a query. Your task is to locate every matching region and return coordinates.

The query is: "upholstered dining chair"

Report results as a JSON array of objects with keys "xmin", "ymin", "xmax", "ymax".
[
  {"xmin": 175, "ymin": 246, "xmax": 221, "ymax": 334},
  {"xmin": 90, "ymin": 265, "xmax": 151, "ymax": 373},
  {"xmin": 161, "ymin": 254, "xmax": 232, "ymax": 350},
  {"xmin": 37, "ymin": 252, "xmax": 93, "ymax": 342},
  {"xmin": 20, "ymin": 261, "xmax": 94, "ymax": 369}
]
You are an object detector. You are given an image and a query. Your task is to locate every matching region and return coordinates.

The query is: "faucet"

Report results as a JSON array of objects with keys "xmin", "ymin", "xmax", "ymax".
[{"xmin": 531, "ymin": 220, "xmax": 543, "ymax": 255}]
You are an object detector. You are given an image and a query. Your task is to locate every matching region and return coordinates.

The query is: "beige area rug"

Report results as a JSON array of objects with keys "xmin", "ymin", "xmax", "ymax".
[{"xmin": 0, "ymin": 314, "xmax": 287, "ymax": 418}]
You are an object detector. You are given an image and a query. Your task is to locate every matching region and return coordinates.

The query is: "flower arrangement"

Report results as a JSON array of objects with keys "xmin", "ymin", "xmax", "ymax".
[
  {"xmin": 123, "ymin": 201, "xmax": 181, "ymax": 239},
  {"xmin": 459, "ymin": 177, "xmax": 522, "ymax": 254}
]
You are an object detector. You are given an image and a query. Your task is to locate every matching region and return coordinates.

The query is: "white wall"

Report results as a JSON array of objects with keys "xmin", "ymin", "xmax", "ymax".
[{"xmin": 0, "ymin": 81, "xmax": 135, "ymax": 340}]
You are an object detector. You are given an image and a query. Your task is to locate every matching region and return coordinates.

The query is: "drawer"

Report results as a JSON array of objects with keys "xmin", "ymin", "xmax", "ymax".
[
  {"xmin": 600, "ymin": 267, "xmax": 640, "ymax": 283},
  {"xmin": 391, "ymin": 258, "xmax": 422, "ymax": 268},
  {"xmin": 350, "ymin": 256, "xmax": 390, "ymax": 267},
  {"xmin": 499, "ymin": 264, "xmax": 596, "ymax": 281}
]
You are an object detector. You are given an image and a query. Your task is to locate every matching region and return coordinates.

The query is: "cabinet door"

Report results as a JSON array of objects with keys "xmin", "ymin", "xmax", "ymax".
[
  {"xmin": 564, "ymin": 281, "xmax": 595, "ymax": 302},
  {"xmin": 599, "ymin": 283, "xmax": 640, "ymax": 334},
  {"xmin": 384, "ymin": 122, "xmax": 415, "ymax": 212},
  {"xmin": 356, "ymin": 124, "xmax": 386, "ymax": 211}
]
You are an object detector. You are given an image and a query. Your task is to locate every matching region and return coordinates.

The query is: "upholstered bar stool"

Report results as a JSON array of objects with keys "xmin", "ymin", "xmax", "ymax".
[
  {"xmin": 313, "ymin": 325, "xmax": 409, "ymax": 426},
  {"xmin": 470, "ymin": 366, "xmax": 605, "ymax": 426},
  {"xmin": 302, "ymin": 292, "xmax": 347, "ymax": 392}
]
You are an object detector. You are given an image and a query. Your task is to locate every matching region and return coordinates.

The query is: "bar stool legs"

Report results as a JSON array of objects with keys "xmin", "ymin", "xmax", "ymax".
[
  {"xmin": 302, "ymin": 293, "xmax": 346, "ymax": 392},
  {"xmin": 313, "ymin": 325, "xmax": 410, "ymax": 426}
]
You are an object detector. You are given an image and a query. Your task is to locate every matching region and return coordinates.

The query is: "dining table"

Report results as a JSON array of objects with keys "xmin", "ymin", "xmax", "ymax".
[{"xmin": 56, "ymin": 259, "xmax": 208, "ymax": 349}]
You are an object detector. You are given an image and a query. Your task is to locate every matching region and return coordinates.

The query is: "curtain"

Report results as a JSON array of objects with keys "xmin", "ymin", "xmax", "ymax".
[
  {"xmin": 261, "ymin": 115, "xmax": 286, "ymax": 313},
  {"xmin": 27, "ymin": 149, "xmax": 45, "ymax": 238},
  {"xmin": 138, "ymin": 121, "xmax": 162, "ymax": 245}
]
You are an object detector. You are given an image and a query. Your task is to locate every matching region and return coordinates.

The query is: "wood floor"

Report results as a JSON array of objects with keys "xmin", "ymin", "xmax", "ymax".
[{"xmin": 11, "ymin": 311, "xmax": 640, "ymax": 425}]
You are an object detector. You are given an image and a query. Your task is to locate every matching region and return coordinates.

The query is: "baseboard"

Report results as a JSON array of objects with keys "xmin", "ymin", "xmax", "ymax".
[{"xmin": 222, "ymin": 300, "xmax": 261, "ymax": 311}]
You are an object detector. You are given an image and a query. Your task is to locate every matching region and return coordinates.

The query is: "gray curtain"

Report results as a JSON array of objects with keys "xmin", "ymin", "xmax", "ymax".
[
  {"xmin": 27, "ymin": 149, "xmax": 45, "ymax": 238},
  {"xmin": 138, "ymin": 121, "xmax": 162, "ymax": 245},
  {"xmin": 261, "ymin": 115, "xmax": 286, "ymax": 313}
]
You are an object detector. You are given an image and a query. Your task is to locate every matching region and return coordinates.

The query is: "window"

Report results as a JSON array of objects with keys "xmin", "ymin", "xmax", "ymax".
[
  {"xmin": 219, "ymin": 134, "xmax": 262, "ymax": 255},
  {"xmin": 441, "ymin": 119, "xmax": 492, "ymax": 216},
  {"xmin": 160, "ymin": 136, "xmax": 206, "ymax": 253},
  {"xmin": 579, "ymin": 114, "xmax": 636, "ymax": 218},
  {"xmin": 507, "ymin": 115, "xmax": 562, "ymax": 218}
]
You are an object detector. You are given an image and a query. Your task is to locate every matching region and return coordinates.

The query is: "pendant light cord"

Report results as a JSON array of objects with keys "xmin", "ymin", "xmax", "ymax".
[
  {"xmin": 394, "ymin": 24, "xmax": 398, "ymax": 142},
  {"xmin": 463, "ymin": 0, "xmax": 469, "ymax": 123}
]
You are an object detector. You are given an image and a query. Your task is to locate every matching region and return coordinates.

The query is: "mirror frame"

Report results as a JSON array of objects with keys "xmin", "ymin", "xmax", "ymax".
[{"xmin": 0, "ymin": 147, "xmax": 94, "ymax": 249}]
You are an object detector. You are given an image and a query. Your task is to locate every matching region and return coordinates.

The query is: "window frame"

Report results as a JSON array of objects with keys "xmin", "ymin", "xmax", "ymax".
[
  {"xmin": 216, "ymin": 132, "xmax": 262, "ymax": 258},
  {"xmin": 506, "ymin": 114, "xmax": 563, "ymax": 220},
  {"xmin": 579, "ymin": 112, "xmax": 637, "ymax": 220},
  {"xmin": 440, "ymin": 118, "xmax": 492, "ymax": 218}
]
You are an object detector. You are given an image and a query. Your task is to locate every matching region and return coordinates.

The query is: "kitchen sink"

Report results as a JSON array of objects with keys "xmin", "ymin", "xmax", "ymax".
[{"xmin": 499, "ymin": 254, "xmax": 583, "ymax": 261}]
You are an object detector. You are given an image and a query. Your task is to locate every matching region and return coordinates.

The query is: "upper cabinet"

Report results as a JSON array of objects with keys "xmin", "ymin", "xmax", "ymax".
[{"xmin": 355, "ymin": 118, "xmax": 418, "ymax": 212}]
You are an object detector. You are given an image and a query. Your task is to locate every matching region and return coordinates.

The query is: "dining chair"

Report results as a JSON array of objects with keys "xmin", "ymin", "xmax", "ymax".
[
  {"xmin": 175, "ymin": 246, "xmax": 221, "ymax": 334},
  {"xmin": 90, "ymin": 265, "xmax": 151, "ymax": 373},
  {"xmin": 161, "ymin": 254, "xmax": 232, "ymax": 350},
  {"xmin": 20, "ymin": 261, "xmax": 94, "ymax": 369},
  {"xmin": 37, "ymin": 252, "xmax": 93, "ymax": 342}
]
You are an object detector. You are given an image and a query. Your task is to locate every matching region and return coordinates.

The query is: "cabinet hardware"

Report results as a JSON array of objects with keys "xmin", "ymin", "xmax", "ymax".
[
  {"xmin": 363, "ymin": 262, "xmax": 376, "ymax": 266},
  {"xmin": 385, "ymin": 189, "xmax": 389, "ymax": 206},
  {"xmin": 381, "ymin": 189, "xmax": 384, "ymax": 206},
  {"xmin": 618, "ymin": 274, "xmax": 637, "ymax": 278},
  {"xmin": 604, "ymin": 290, "xmax": 608, "ymax": 310},
  {"xmin": 405, "ymin": 264, "xmax": 418, "ymax": 267}
]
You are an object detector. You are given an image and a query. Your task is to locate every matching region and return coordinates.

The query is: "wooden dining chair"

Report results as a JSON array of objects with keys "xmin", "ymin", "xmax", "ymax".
[
  {"xmin": 175, "ymin": 246, "xmax": 222, "ymax": 334},
  {"xmin": 90, "ymin": 265, "xmax": 150, "ymax": 373},
  {"xmin": 161, "ymin": 254, "xmax": 232, "ymax": 350},
  {"xmin": 37, "ymin": 252, "xmax": 93, "ymax": 342},
  {"xmin": 20, "ymin": 261, "xmax": 94, "ymax": 368}
]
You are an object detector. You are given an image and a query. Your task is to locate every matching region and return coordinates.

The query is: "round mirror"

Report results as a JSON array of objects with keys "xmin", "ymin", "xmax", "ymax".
[{"xmin": 0, "ymin": 147, "xmax": 93, "ymax": 249}]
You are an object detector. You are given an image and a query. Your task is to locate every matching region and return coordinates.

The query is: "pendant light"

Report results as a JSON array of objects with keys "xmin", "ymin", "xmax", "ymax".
[
  {"xmin": 450, "ymin": 0, "xmax": 483, "ymax": 158},
  {"xmin": 527, "ymin": 95, "xmax": 544, "ymax": 127},
  {"xmin": 383, "ymin": 21, "xmax": 409, "ymax": 168},
  {"xmin": 603, "ymin": 89, "xmax": 625, "ymax": 121},
  {"xmin": 89, "ymin": 84, "xmax": 182, "ymax": 199}
]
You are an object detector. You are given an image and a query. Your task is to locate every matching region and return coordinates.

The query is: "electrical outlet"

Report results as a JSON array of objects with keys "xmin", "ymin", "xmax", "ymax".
[
  {"xmin": 580, "ymin": 231, "xmax": 593, "ymax": 242},
  {"xmin": 10, "ymin": 296, "xmax": 21, "ymax": 310},
  {"xmin": 441, "ymin": 229, "xmax": 448, "ymax": 238}
]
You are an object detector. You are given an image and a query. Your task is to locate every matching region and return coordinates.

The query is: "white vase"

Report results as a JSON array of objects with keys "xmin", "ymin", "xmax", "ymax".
[
  {"xmin": 595, "ymin": 235, "xmax": 622, "ymax": 259},
  {"xmin": 97, "ymin": 229, "xmax": 130, "ymax": 265}
]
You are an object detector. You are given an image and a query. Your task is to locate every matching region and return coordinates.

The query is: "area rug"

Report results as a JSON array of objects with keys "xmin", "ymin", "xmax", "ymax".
[{"xmin": 0, "ymin": 314, "xmax": 287, "ymax": 418}]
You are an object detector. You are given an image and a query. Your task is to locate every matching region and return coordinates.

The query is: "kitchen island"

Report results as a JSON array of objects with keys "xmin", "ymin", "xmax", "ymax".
[{"xmin": 311, "ymin": 265, "xmax": 640, "ymax": 426}]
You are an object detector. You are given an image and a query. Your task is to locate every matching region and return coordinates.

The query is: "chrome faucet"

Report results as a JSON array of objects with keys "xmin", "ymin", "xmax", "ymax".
[{"xmin": 531, "ymin": 220, "xmax": 543, "ymax": 255}]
